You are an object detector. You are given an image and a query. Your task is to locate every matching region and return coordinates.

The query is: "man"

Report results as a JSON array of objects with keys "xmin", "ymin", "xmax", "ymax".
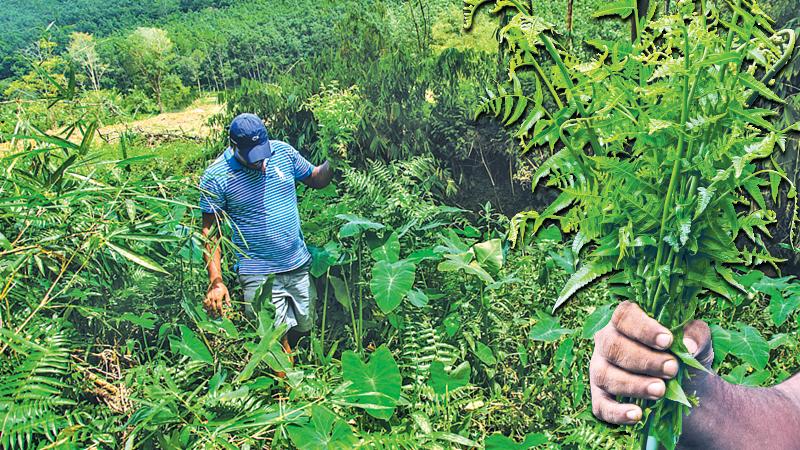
[
  {"xmin": 199, "ymin": 113, "xmax": 332, "ymax": 368},
  {"xmin": 590, "ymin": 300, "xmax": 800, "ymax": 449}
]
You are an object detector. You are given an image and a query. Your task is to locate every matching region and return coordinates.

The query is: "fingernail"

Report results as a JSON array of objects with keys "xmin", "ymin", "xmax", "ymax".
[
  {"xmin": 655, "ymin": 333, "xmax": 672, "ymax": 349},
  {"xmin": 662, "ymin": 359, "xmax": 678, "ymax": 377},
  {"xmin": 684, "ymin": 337, "xmax": 698, "ymax": 355},
  {"xmin": 647, "ymin": 381, "xmax": 665, "ymax": 397},
  {"xmin": 626, "ymin": 409, "xmax": 641, "ymax": 421}
]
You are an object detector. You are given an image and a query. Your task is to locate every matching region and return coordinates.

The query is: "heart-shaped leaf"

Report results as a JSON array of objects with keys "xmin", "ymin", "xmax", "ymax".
[
  {"xmin": 370, "ymin": 259, "xmax": 415, "ymax": 314},
  {"xmin": 288, "ymin": 405, "xmax": 356, "ymax": 450},
  {"xmin": 473, "ymin": 239, "xmax": 504, "ymax": 273},
  {"xmin": 341, "ymin": 346, "xmax": 401, "ymax": 420},
  {"xmin": 428, "ymin": 361, "xmax": 470, "ymax": 395},
  {"xmin": 529, "ymin": 315, "xmax": 573, "ymax": 342},
  {"xmin": 336, "ymin": 214, "xmax": 384, "ymax": 238},
  {"xmin": 169, "ymin": 325, "xmax": 213, "ymax": 364},
  {"xmin": 372, "ymin": 232, "xmax": 400, "ymax": 262}
]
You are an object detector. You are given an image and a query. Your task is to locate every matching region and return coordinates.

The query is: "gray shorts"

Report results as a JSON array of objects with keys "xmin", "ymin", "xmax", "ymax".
[{"xmin": 239, "ymin": 261, "xmax": 316, "ymax": 332}]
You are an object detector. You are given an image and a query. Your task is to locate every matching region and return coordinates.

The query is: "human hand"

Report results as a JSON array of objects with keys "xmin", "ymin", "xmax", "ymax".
[
  {"xmin": 590, "ymin": 301, "xmax": 713, "ymax": 424},
  {"xmin": 203, "ymin": 279, "xmax": 230, "ymax": 317}
]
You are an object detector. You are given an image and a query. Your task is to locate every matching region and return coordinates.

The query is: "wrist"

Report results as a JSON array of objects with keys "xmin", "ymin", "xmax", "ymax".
[{"xmin": 208, "ymin": 277, "xmax": 224, "ymax": 288}]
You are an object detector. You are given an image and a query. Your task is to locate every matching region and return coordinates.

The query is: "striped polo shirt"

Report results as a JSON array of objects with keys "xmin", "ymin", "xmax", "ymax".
[{"xmin": 199, "ymin": 141, "xmax": 315, "ymax": 275}]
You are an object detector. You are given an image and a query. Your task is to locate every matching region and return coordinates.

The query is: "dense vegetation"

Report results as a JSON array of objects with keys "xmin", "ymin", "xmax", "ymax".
[{"xmin": 1, "ymin": 0, "xmax": 800, "ymax": 449}]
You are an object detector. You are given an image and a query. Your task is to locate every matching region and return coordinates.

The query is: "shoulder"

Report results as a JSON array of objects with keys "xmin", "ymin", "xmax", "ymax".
[
  {"xmin": 270, "ymin": 140, "xmax": 297, "ymax": 156},
  {"xmin": 201, "ymin": 151, "xmax": 232, "ymax": 182}
]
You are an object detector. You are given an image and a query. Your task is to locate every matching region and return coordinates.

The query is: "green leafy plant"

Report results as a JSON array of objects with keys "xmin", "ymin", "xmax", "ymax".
[{"xmin": 470, "ymin": 0, "xmax": 799, "ymax": 447}]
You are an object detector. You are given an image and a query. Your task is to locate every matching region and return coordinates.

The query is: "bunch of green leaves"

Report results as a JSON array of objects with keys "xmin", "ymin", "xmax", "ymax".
[{"xmin": 468, "ymin": 0, "xmax": 799, "ymax": 447}]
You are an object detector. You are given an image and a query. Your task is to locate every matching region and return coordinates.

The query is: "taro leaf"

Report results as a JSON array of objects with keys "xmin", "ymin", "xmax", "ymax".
[
  {"xmin": 473, "ymin": 239, "xmax": 504, "ymax": 274},
  {"xmin": 664, "ymin": 378, "xmax": 690, "ymax": 406},
  {"xmin": 372, "ymin": 232, "xmax": 400, "ymax": 263},
  {"xmin": 536, "ymin": 225, "xmax": 562, "ymax": 243},
  {"xmin": 553, "ymin": 261, "xmax": 613, "ymax": 312},
  {"xmin": 169, "ymin": 325, "xmax": 213, "ymax": 364},
  {"xmin": 407, "ymin": 289, "xmax": 429, "ymax": 308},
  {"xmin": 729, "ymin": 325, "xmax": 770, "ymax": 370},
  {"xmin": 119, "ymin": 312, "xmax": 157, "ymax": 329},
  {"xmin": 335, "ymin": 214, "xmax": 384, "ymax": 238},
  {"xmin": 341, "ymin": 345, "xmax": 401, "ymax": 420},
  {"xmin": 437, "ymin": 252, "xmax": 494, "ymax": 284},
  {"xmin": 580, "ymin": 304, "xmax": 614, "ymax": 339},
  {"xmin": 107, "ymin": 241, "xmax": 169, "ymax": 274},
  {"xmin": 473, "ymin": 341, "xmax": 497, "ymax": 366},
  {"xmin": 710, "ymin": 324, "xmax": 734, "ymax": 365},
  {"xmin": 370, "ymin": 259, "xmax": 415, "ymax": 314},
  {"xmin": 485, "ymin": 432, "xmax": 548, "ymax": 449},
  {"xmin": 407, "ymin": 247, "xmax": 439, "ymax": 263},
  {"xmin": 329, "ymin": 275, "xmax": 351, "ymax": 310},
  {"xmin": 768, "ymin": 291, "xmax": 800, "ymax": 326},
  {"xmin": 529, "ymin": 314, "xmax": 574, "ymax": 342},
  {"xmin": 309, "ymin": 242, "xmax": 340, "ymax": 278},
  {"xmin": 287, "ymin": 405, "xmax": 356, "ymax": 450},
  {"xmin": 428, "ymin": 360, "xmax": 470, "ymax": 395}
]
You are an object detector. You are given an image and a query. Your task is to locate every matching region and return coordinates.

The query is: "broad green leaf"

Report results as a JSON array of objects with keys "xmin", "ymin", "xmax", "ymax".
[
  {"xmin": 529, "ymin": 314, "xmax": 573, "ymax": 342},
  {"xmin": 664, "ymin": 378, "xmax": 690, "ymax": 406},
  {"xmin": 437, "ymin": 252, "xmax": 495, "ymax": 284},
  {"xmin": 287, "ymin": 405, "xmax": 356, "ymax": 450},
  {"xmin": 341, "ymin": 345, "xmax": 401, "ymax": 420},
  {"xmin": 729, "ymin": 325, "xmax": 770, "ymax": 370},
  {"xmin": 107, "ymin": 241, "xmax": 169, "ymax": 274},
  {"xmin": 372, "ymin": 232, "xmax": 400, "ymax": 262},
  {"xmin": 768, "ymin": 291, "xmax": 800, "ymax": 326},
  {"xmin": 473, "ymin": 238, "xmax": 504, "ymax": 274},
  {"xmin": 554, "ymin": 261, "xmax": 613, "ymax": 312},
  {"xmin": 473, "ymin": 341, "xmax": 497, "ymax": 366},
  {"xmin": 335, "ymin": 214, "xmax": 384, "ymax": 238},
  {"xmin": 428, "ymin": 360, "xmax": 470, "ymax": 395},
  {"xmin": 169, "ymin": 325, "xmax": 213, "ymax": 364},
  {"xmin": 406, "ymin": 288, "xmax": 429, "ymax": 308},
  {"xmin": 119, "ymin": 312, "xmax": 157, "ymax": 330},
  {"xmin": 581, "ymin": 304, "xmax": 613, "ymax": 339},
  {"xmin": 370, "ymin": 259, "xmax": 415, "ymax": 314},
  {"xmin": 237, "ymin": 322, "xmax": 291, "ymax": 382}
]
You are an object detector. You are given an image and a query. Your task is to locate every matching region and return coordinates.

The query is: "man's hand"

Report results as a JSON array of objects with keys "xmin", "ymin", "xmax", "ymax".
[
  {"xmin": 590, "ymin": 301, "xmax": 712, "ymax": 424},
  {"xmin": 204, "ymin": 279, "xmax": 230, "ymax": 317}
]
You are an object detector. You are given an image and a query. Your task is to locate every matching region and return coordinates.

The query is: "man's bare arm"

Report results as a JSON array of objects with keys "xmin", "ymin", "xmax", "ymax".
[
  {"xmin": 202, "ymin": 212, "xmax": 229, "ymax": 316},
  {"xmin": 679, "ymin": 370, "xmax": 800, "ymax": 449},
  {"xmin": 301, "ymin": 161, "xmax": 332, "ymax": 189},
  {"xmin": 590, "ymin": 301, "xmax": 800, "ymax": 450}
]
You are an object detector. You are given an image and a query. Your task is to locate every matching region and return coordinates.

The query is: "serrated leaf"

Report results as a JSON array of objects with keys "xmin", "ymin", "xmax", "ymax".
[{"xmin": 554, "ymin": 261, "xmax": 613, "ymax": 312}]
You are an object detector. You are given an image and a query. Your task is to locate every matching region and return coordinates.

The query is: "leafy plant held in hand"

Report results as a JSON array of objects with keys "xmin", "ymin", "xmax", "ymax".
[{"xmin": 469, "ymin": 0, "xmax": 799, "ymax": 447}]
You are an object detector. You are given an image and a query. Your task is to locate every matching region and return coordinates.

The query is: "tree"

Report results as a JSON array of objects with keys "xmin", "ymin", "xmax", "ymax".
[
  {"xmin": 125, "ymin": 27, "xmax": 175, "ymax": 112},
  {"xmin": 67, "ymin": 32, "xmax": 105, "ymax": 91}
]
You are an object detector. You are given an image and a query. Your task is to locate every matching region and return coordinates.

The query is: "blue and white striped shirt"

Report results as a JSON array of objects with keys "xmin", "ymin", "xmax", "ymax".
[{"xmin": 199, "ymin": 141, "xmax": 315, "ymax": 275}]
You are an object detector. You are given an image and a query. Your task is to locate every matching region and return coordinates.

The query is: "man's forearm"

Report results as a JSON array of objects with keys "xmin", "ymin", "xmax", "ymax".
[
  {"xmin": 680, "ymin": 372, "xmax": 800, "ymax": 449},
  {"xmin": 201, "ymin": 213, "xmax": 223, "ymax": 285},
  {"xmin": 304, "ymin": 161, "xmax": 332, "ymax": 189}
]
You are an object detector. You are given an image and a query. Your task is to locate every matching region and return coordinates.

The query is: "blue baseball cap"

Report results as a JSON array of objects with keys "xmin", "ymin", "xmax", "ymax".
[{"xmin": 229, "ymin": 113, "xmax": 272, "ymax": 164}]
